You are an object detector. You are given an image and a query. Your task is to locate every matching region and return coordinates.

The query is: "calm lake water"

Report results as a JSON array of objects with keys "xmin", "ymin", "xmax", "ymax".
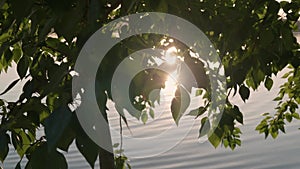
[{"xmin": 1, "ymin": 32, "xmax": 300, "ymax": 169}]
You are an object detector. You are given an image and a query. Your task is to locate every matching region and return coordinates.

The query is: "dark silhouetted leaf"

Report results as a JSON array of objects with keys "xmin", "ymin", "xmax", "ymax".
[
  {"xmin": 264, "ymin": 77, "xmax": 273, "ymax": 91},
  {"xmin": 57, "ymin": 125, "xmax": 75, "ymax": 152},
  {"xmin": 0, "ymin": 132, "xmax": 9, "ymax": 162},
  {"xmin": 171, "ymin": 85, "xmax": 190, "ymax": 125},
  {"xmin": 17, "ymin": 56, "xmax": 29, "ymax": 79},
  {"xmin": 75, "ymin": 133, "xmax": 99, "ymax": 168},
  {"xmin": 15, "ymin": 161, "xmax": 21, "ymax": 169},
  {"xmin": 0, "ymin": 78, "xmax": 20, "ymax": 95},
  {"xmin": 239, "ymin": 85, "xmax": 250, "ymax": 102},
  {"xmin": 29, "ymin": 143, "xmax": 68, "ymax": 169},
  {"xmin": 45, "ymin": 106, "xmax": 72, "ymax": 151},
  {"xmin": 199, "ymin": 117, "xmax": 210, "ymax": 137},
  {"xmin": 233, "ymin": 106, "xmax": 243, "ymax": 124}
]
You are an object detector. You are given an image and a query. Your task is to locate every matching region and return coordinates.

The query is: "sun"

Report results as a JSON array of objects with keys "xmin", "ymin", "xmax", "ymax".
[
  {"xmin": 164, "ymin": 46, "xmax": 178, "ymax": 65},
  {"xmin": 151, "ymin": 46, "xmax": 180, "ymax": 99},
  {"xmin": 162, "ymin": 72, "xmax": 178, "ymax": 98},
  {"xmin": 161, "ymin": 46, "xmax": 180, "ymax": 98}
]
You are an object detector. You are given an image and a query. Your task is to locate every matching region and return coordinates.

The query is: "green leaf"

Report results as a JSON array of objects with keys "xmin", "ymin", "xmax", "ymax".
[
  {"xmin": 239, "ymin": 85, "xmax": 250, "ymax": 102},
  {"xmin": 264, "ymin": 77, "xmax": 273, "ymax": 91},
  {"xmin": 115, "ymin": 155, "xmax": 128, "ymax": 169},
  {"xmin": 12, "ymin": 45, "xmax": 22, "ymax": 62},
  {"xmin": 187, "ymin": 109, "xmax": 199, "ymax": 116},
  {"xmin": 235, "ymin": 139, "xmax": 241, "ymax": 146},
  {"xmin": 282, "ymin": 71, "xmax": 292, "ymax": 78},
  {"xmin": 195, "ymin": 89, "xmax": 203, "ymax": 96},
  {"xmin": 252, "ymin": 69, "xmax": 265, "ymax": 87},
  {"xmin": 279, "ymin": 124, "xmax": 286, "ymax": 133},
  {"xmin": 199, "ymin": 117, "xmax": 210, "ymax": 137},
  {"xmin": 0, "ymin": 132, "xmax": 9, "ymax": 163},
  {"xmin": 45, "ymin": 38, "xmax": 73, "ymax": 57},
  {"xmin": 233, "ymin": 127, "xmax": 242, "ymax": 135},
  {"xmin": 187, "ymin": 106, "xmax": 207, "ymax": 117},
  {"xmin": 171, "ymin": 85, "xmax": 190, "ymax": 125},
  {"xmin": 270, "ymin": 127, "xmax": 278, "ymax": 139},
  {"xmin": 292, "ymin": 113, "xmax": 300, "ymax": 120},
  {"xmin": 262, "ymin": 112, "xmax": 270, "ymax": 116},
  {"xmin": 149, "ymin": 108, "xmax": 155, "ymax": 119},
  {"xmin": 115, "ymin": 149, "xmax": 124, "ymax": 154},
  {"xmin": 44, "ymin": 106, "xmax": 72, "ymax": 151},
  {"xmin": 223, "ymin": 139, "xmax": 229, "ymax": 148},
  {"xmin": 113, "ymin": 143, "xmax": 120, "ymax": 148},
  {"xmin": 0, "ymin": 33, "xmax": 10, "ymax": 43},
  {"xmin": 39, "ymin": 110, "xmax": 50, "ymax": 122},
  {"xmin": 208, "ymin": 128, "xmax": 222, "ymax": 148},
  {"xmin": 127, "ymin": 163, "xmax": 132, "ymax": 169},
  {"xmin": 264, "ymin": 129, "xmax": 269, "ymax": 139},
  {"xmin": 285, "ymin": 113, "xmax": 292, "ymax": 122},
  {"xmin": 11, "ymin": 129, "xmax": 31, "ymax": 157},
  {"xmin": 141, "ymin": 110, "xmax": 148, "ymax": 124},
  {"xmin": 17, "ymin": 56, "xmax": 29, "ymax": 79}
]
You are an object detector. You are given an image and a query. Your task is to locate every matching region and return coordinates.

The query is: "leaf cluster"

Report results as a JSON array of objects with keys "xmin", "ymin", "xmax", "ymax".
[{"xmin": 0, "ymin": 0, "xmax": 299, "ymax": 168}]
